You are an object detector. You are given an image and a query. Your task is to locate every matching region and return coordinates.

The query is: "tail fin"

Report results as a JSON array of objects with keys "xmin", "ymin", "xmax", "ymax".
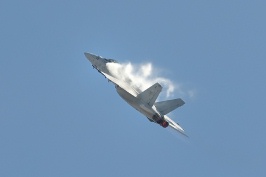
[
  {"xmin": 155, "ymin": 98, "xmax": 185, "ymax": 115},
  {"xmin": 137, "ymin": 83, "xmax": 162, "ymax": 106}
]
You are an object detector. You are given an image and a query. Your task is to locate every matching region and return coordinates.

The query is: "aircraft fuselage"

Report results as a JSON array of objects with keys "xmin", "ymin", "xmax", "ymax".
[
  {"xmin": 115, "ymin": 85, "xmax": 163, "ymax": 123},
  {"xmin": 85, "ymin": 53, "xmax": 167, "ymax": 125},
  {"xmin": 85, "ymin": 52, "xmax": 187, "ymax": 133}
]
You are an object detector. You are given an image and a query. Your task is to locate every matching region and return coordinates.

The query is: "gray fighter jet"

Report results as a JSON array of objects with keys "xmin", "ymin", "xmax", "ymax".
[{"xmin": 85, "ymin": 52, "xmax": 187, "ymax": 136}]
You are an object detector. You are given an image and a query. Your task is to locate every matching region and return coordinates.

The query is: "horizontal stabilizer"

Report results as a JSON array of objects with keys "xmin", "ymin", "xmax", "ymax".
[
  {"xmin": 137, "ymin": 83, "xmax": 162, "ymax": 107},
  {"xmin": 155, "ymin": 98, "xmax": 185, "ymax": 115},
  {"xmin": 164, "ymin": 115, "xmax": 187, "ymax": 137}
]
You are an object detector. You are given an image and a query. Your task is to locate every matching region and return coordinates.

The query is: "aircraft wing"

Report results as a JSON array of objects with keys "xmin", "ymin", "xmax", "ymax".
[{"xmin": 101, "ymin": 72, "xmax": 139, "ymax": 97}]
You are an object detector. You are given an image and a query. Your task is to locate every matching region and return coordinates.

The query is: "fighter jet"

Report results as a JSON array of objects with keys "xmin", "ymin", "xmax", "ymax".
[{"xmin": 85, "ymin": 52, "xmax": 187, "ymax": 136}]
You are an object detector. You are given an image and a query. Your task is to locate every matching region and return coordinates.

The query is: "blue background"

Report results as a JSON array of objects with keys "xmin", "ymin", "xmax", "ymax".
[{"xmin": 1, "ymin": 1, "xmax": 265, "ymax": 176}]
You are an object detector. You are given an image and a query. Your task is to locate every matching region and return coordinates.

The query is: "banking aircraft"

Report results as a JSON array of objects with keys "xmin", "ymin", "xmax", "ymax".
[{"xmin": 85, "ymin": 52, "xmax": 187, "ymax": 136}]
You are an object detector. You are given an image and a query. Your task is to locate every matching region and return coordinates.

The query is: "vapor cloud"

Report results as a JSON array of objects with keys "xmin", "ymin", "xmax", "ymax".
[{"xmin": 106, "ymin": 62, "xmax": 193, "ymax": 100}]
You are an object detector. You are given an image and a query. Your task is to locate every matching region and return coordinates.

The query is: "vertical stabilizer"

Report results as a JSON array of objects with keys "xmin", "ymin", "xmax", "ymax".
[{"xmin": 137, "ymin": 83, "xmax": 162, "ymax": 106}]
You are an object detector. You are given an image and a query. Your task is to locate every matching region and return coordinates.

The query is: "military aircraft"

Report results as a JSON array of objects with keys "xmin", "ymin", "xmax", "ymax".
[{"xmin": 85, "ymin": 52, "xmax": 187, "ymax": 136}]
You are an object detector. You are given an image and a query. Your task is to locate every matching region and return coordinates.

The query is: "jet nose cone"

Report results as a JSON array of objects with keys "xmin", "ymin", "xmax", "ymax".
[
  {"xmin": 84, "ymin": 52, "xmax": 92, "ymax": 60},
  {"xmin": 84, "ymin": 52, "xmax": 96, "ymax": 64}
]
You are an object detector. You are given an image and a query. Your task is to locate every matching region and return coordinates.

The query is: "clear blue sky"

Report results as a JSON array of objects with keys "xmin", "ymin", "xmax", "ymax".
[{"xmin": 1, "ymin": 1, "xmax": 265, "ymax": 176}]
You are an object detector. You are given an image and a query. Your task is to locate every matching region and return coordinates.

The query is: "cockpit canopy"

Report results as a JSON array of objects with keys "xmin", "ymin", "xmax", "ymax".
[{"xmin": 103, "ymin": 58, "xmax": 118, "ymax": 63}]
